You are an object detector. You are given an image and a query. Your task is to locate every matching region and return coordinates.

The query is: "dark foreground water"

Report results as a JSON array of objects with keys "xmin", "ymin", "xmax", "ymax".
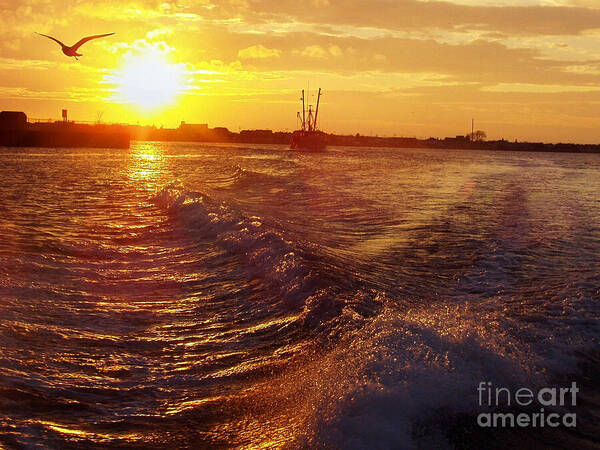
[{"xmin": 0, "ymin": 143, "xmax": 599, "ymax": 448}]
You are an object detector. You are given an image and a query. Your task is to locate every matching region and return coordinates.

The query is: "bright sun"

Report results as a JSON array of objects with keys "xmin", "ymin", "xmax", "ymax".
[{"xmin": 115, "ymin": 54, "xmax": 184, "ymax": 110}]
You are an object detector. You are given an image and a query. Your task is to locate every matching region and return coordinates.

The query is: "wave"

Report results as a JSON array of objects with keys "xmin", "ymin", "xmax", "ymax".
[
  {"xmin": 151, "ymin": 182, "xmax": 383, "ymax": 337},
  {"xmin": 152, "ymin": 182, "xmax": 309, "ymax": 296},
  {"xmin": 221, "ymin": 165, "xmax": 286, "ymax": 190}
]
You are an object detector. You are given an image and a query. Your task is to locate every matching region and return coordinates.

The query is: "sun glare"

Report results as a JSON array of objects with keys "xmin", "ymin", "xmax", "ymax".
[{"xmin": 114, "ymin": 54, "xmax": 185, "ymax": 110}]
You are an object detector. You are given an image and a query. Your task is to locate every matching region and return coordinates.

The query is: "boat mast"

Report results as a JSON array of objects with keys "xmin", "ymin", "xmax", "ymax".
[
  {"xmin": 313, "ymin": 88, "xmax": 321, "ymax": 131},
  {"xmin": 301, "ymin": 90, "xmax": 306, "ymax": 131},
  {"xmin": 307, "ymin": 105, "xmax": 313, "ymax": 132}
]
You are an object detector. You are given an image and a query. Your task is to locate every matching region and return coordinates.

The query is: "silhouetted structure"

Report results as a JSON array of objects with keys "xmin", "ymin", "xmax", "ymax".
[
  {"xmin": 0, "ymin": 111, "xmax": 129, "ymax": 148},
  {"xmin": 0, "ymin": 111, "xmax": 27, "ymax": 129},
  {"xmin": 179, "ymin": 121, "xmax": 209, "ymax": 135}
]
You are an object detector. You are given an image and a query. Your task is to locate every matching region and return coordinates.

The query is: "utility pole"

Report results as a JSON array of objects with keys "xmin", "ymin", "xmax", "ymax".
[{"xmin": 471, "ymin": 118, "xmax": 474, "ymax": 140}]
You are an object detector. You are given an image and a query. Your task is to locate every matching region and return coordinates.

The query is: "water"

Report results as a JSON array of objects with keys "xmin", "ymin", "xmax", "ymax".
[{"xmin": 0, "ymin": 143, "xmax": 599, "ymax": 448}]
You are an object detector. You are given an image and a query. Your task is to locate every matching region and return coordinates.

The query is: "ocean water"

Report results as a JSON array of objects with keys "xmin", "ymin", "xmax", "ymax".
[{"xmin": 0, "ymin": 142, "xmax": 599, "ymax": 448}]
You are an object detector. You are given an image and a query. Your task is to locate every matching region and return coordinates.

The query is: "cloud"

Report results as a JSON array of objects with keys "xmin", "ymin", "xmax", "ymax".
[
  {"xmin": 238, "ymin": 44, "xmax": 281, "ymax": 59},
  {"xmin": 0, "ymin": 86, "xmax": 106, "ymax": 102},
  {"xmin": 482, "ymin": 82, "xmax": 600, "ymax": 93},
  {"xmin": 198, "ymin": 31, "xmax": 597, "ymax": 85},
  {"xmin": 196, "ymin": 0, "xmax": 600, "ymax": 36},
  {"xmin": 146, "ymin": 28, "xmax": 174, "ymax": 39},
  {"xmin": 298, "ymin": 44, "xmax": 343, "ymax": 58},
  {"xmin": 107, "ymin": 37, "xmax": 175, "ymax": 59},
  {"xmin": 300, "ymin": 45, "xmax": 329, "ymax": 58}
]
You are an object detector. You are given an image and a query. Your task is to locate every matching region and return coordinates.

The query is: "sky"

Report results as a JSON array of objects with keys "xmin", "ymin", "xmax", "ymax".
[{"xmin": 3, "ymin": 0, "xmax": 600, "ymax": 142}]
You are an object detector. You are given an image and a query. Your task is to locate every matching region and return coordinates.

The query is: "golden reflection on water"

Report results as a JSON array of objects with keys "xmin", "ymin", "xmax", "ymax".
[
  {"xmin": 127, "ymin": 143, "xmax": 168, "ymax": 191},
  {"xmin": 35, "ymin": 420, "xmax": 142, "ymax": 442}
]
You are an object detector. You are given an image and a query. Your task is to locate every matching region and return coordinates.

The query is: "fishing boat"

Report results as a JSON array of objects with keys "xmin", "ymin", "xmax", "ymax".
[{"xmin": 290, "ymin": 88, "xmax": 327, "ymax": 151}]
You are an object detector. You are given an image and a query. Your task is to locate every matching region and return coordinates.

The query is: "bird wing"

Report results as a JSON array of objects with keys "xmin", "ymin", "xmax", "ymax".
[
  {"xmin": 35, "ymin": 32, "xmax": 66, "ymax": 48},
  {"xmin": 72, "ymin": 33, "xmax": 115, "ymax": 50}
]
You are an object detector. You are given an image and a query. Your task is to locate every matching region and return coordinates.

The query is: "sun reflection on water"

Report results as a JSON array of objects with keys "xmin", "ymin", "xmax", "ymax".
[{"xmin": 127, "ymin": 143, "xmax": 168, "ymax": 191}]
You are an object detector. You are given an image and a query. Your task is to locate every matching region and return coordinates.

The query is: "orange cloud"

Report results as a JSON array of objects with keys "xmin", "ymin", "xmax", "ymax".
[{"xmin": 238, "ymin": 45, "xmax": 281, "ymax": 59}]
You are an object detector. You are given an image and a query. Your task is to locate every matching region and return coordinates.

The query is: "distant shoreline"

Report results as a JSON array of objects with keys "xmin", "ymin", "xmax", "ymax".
[
  {"xmin": 2, "ymin": 110, "xmax": 600, "ymax": 153},
  {"xmin": 129, "ymin": 125, "xmax": 600, "ymax": 154}
]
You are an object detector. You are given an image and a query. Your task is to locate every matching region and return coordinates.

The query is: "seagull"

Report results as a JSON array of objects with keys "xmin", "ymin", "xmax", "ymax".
[{"xmin": 35, "ymin": 32, "xmax": 115, "ymax": 60}]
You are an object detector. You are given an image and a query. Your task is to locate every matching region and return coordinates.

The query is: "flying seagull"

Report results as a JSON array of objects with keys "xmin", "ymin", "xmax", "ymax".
[{"xmin": 35, "ymin": 32, "xmax": 115, "ymax": 60}]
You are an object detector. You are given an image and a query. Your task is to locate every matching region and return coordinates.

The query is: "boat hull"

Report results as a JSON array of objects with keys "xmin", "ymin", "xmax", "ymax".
[{"xmin": 290, "ymin": 131, "xmax": 327, "ymax": 151}]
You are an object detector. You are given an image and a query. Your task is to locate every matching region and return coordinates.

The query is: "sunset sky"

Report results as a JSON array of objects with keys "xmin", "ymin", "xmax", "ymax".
[{"xmin": 3, "ymin": 0, "xmax": 600, "ymax": 142}]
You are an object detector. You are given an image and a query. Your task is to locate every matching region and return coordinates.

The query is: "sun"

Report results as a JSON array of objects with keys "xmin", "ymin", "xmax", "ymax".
[{"xmin": 114, "ymin": 54, "xmax": 185, "ymax": 110}]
